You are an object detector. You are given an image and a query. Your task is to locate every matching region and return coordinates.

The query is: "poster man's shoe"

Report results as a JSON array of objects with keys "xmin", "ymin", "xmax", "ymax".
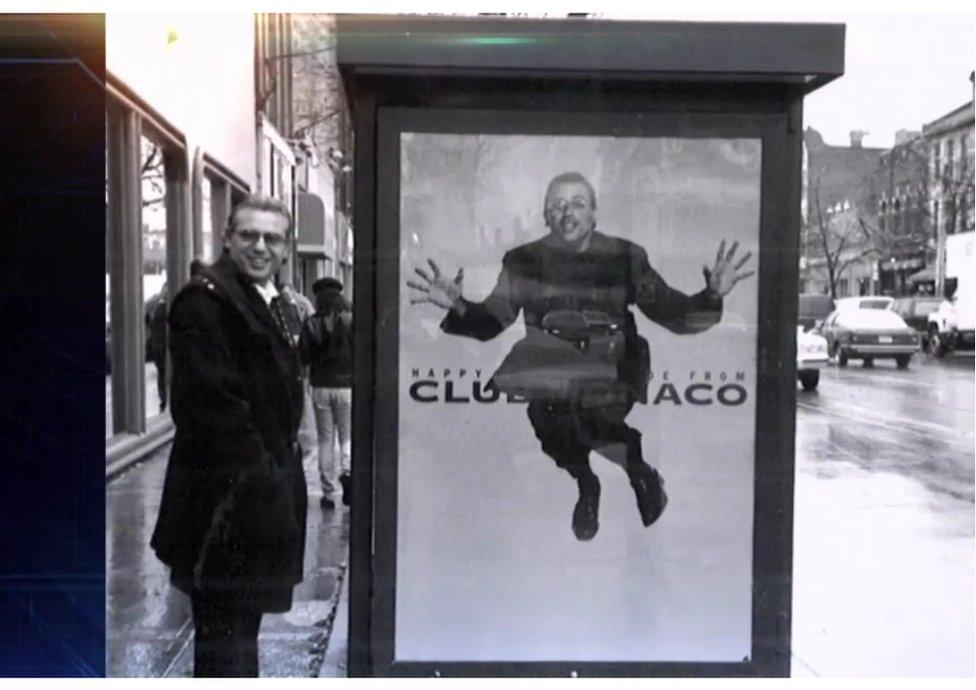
[
  {"xmin": 572, "ymin": 475, "xmax": 600, "ymax": 541},
  {"xmin": 630, "ymin": 463, "xmax": 667, "ymax": 527}
]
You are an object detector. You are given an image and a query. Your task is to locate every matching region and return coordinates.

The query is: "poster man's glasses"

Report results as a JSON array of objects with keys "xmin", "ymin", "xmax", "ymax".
[{"xmin": 546, "ymin": 198, "xmax": 591, "ymax": 214}]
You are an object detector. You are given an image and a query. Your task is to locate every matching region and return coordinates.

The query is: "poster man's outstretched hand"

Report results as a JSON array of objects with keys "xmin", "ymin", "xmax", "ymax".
[
  {"xmin": 408, "ymin": 258, "xmax": 464, "ymax": 310},
  {"xmin": 703, "ymin": 239, "xmax": 755, "ymax": 297}
]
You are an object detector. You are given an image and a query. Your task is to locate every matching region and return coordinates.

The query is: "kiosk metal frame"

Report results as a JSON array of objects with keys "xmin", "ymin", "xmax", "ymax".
[{"xmin": 338, "ymin": 15, "xmax": 844, "ymax": 677}]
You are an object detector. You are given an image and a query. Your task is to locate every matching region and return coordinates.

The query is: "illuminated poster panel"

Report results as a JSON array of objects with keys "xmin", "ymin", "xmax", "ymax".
[{"xmin": 395, "ymin": 130, "xmax": 761, "ymax": 663}]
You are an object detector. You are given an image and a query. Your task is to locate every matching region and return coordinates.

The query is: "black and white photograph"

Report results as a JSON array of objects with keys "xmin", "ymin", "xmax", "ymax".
[
  {"xmin": 398, "ymin": 132, "xmax": 759, "ymax": 662},
  {"xmin": 1, "ymin": 4, "xmax": 973, "ymax": 681}
]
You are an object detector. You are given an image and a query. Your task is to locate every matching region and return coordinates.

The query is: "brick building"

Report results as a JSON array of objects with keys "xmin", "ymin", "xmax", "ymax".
[
  {"xmin": 800, "ymin": 128, "xmax": 885, "ymax": 297},
  {"xmin": 872, "ymin": 130, "xmax": 930, "ymax": 295},
  {"xmin": 921, "ymin": 77, "xmax": 975, "ymax": 295}
]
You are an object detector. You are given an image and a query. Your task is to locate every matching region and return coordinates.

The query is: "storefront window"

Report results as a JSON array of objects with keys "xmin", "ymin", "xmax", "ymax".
[
  {"xmin": 201, "ymin": 176, "xmax": 215, "ymax": 263},
  {"xmin": 106, "ymin": 82, "xmax": 248, "ymax": 448},
  {"xmin": 141, "ymin": 135, "xmax": 169, "ymax": 422}
]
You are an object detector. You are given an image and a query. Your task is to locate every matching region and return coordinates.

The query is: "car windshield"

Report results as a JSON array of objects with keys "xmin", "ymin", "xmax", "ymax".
[
  {"xmin": 799, "ymin": 295, "xmax": 835, "ymax": 319},
  {"xmin": 913, "ymin": 300, "xmax": 941, "ymax": 317},
  {"xmin": 799, "ymin": 295, "xmax": 834, "ymax": 314},
  {"xmin": 838, "ymin": 309, "xmax": 907, "ymax": 329},
  {"xmin": 859, "ymin": 299, "xmax": 892, "ymax": 309}
]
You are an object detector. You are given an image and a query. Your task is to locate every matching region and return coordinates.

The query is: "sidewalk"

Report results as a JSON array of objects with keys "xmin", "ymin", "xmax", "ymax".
[{"xmin": 106, "ymin": 443, "xmax": 349, "ymax": 677}]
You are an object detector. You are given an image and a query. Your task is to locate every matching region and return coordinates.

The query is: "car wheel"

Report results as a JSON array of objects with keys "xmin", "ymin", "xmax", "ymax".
[
  {"xmin": 837, "ymin": 349, "xmax": 848, "ymax": 367},
  {"xmin": 896, "ymin": 354, "xmax": 911, "ymax": 369},
  {"xmin": 799, "ymin": 370, "xmax": 819, "ymax": 391}
]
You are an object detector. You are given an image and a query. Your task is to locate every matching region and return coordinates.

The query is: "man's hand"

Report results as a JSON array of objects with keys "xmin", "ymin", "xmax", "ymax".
[
  {"xmin": 407, "ymin": 258, "xmax": 464, "ymax": 311},
  {"xmin": 703, "ymin": 239, "xmax": 755, "ymax": 297}
]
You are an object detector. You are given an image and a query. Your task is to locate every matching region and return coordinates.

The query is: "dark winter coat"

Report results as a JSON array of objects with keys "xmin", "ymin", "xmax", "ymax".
[
  {"xmin": 441, "ymin": 231, "xmax": 723, "ymax": 402},
  {"xmin": 150, "ymin": 254, "xmax": 307, "ymax": 613},
  {"xmin": 299, "ymin": 312, "xmax": 353, "ymax": 388}
]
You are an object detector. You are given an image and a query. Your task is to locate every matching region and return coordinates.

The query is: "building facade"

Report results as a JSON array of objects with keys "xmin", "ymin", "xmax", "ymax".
[
  {"xmin": 290, "ymin": 13, "xmax": 355, "ymax": 295},
  {"xmin": 799, "ymin": 128, "xmax": 885, "ymax": 297},
  {"xmin": 922, "ymin": 82, "xmax": 975, "ymax": 295},
  {"xmin": 105, "ymin": 13, "xmax": 349, "ymax": 463},
  {"xmin": 872, "ymin": 130, "xmax": 931, "ymax": 296}
]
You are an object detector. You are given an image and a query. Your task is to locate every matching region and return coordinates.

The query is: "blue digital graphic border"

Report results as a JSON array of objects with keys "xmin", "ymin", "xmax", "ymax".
[{"xmin": 0, "ymin": 14, "xmax": 107, "ymax": 677}]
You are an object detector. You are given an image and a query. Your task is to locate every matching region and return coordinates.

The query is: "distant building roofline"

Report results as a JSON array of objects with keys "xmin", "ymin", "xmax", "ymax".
[{"xmin": 922, "ymin": 100, "xmax": 975, "ymax": 137}]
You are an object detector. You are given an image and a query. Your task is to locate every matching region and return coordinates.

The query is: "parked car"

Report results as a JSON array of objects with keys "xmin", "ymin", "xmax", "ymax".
[
  {"xmin": 835, "ymin": 295, "xmax": 894, "ymax": 312},
  {"xmin": 798, "ymin": 293, "xmax": 836, "ymax": 331},
  {"xmin": 890, "ymin": 296, "xmax": 942, "ymax": 350},
  {"xmin": 797, "ymin": 325, "xmax": 829, "ymax": 390},
  {"xmin": 818, "ymin": 308, "xmax": 919, "ymax": 368}
]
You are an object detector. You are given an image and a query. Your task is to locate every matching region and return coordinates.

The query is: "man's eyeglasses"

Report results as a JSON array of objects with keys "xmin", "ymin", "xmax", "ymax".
[
  {"xmin": 234, "ymin": 229, "xmax": 288, "ymax": 249},
  {"xmin": 546, "ymin": 198, "xmax": 591, "ymax": 214}
]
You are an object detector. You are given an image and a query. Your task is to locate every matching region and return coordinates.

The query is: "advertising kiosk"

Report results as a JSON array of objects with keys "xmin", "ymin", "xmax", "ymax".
[{"xmin": 337, "ymin": 15, "xmax": 844, "ymax": 677}]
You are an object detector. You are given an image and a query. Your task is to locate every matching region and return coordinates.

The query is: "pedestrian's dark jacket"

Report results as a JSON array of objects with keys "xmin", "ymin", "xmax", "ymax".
[
  {"xmin": 441, "ymin": 231, "xmax": 723, "ymax": 401},
  {"xmin": 150, "ymin": 253, "xmax": 307, "ymax": 613},
  {"xmin": 145, "ymin": 290, "xmax": 168, "ymax": 362},
  {"xmin": 299, "ymin": 311, "xmax": 353, "ymax": 388}
]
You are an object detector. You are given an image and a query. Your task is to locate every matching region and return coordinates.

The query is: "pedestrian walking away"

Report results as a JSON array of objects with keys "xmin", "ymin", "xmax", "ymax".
[
  {"xmin": 145, "ymin": 282, "xmax": 169, "ymax": 412},
  {"xmin": 300, "ymin": 284, "xmax": 353, "ymax": 510}
]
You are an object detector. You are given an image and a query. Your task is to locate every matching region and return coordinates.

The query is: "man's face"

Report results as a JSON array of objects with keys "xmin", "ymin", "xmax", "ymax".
[
  {"xmin": 545, "ymin": 181, "xmax": 596, "ymax": 246},
  {"xmin": 224, "ymin": 208, "xmax": 290, "ymax": 284}
]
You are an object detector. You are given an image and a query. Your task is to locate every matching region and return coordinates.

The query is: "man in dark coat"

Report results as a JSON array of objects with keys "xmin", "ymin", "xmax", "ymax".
[
  {"xmin": 144, "ymin": 283, "xmax": 168, "ymax": 412},
  {"xmin": 150, "ymin": 194, "xmax": 307, "ymax": 677},
  {"xmin": 408, "ymin": 172, "xmax": 754, "ymax": 542}
]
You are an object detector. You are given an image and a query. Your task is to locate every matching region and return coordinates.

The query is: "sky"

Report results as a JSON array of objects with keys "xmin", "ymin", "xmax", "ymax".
[
  {"xmin": 583, "ymin": 9, "xmax": 976, "ymax": 149},
  {"xmin": 769, "ymin": 13, "xmax": 974, "ymax": 149},
  {"xmin": 22, "ymin": 2, "xmax": 976, "ymax": 150}
]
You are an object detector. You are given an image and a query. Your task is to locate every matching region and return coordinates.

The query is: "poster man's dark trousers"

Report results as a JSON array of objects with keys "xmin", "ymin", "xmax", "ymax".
[
  {"xmin": 191, "ymin": 592, "xmax": 263, "ymax": 677},
  {"xmin": 526, "ymin": 397, "xmax": 666, "ymax": 537}
]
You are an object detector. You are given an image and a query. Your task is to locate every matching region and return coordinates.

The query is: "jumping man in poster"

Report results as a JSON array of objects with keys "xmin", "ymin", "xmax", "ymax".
[{"xmin": 408, "ymin": 172, "xmax": 754, "ymax": 541}]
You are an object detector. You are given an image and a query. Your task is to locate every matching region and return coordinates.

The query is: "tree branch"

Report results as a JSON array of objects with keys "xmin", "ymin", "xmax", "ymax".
[
  {"xmin": 836, "ymin": 245, "xmax": 880, "ymax": 277},
  {"xmin": 141, "ymin": 145, "xmax": 162, "ymax": 175},
  {"xmin": 293, "ymin": 109, "xmax": 341, "ymax": 136}
]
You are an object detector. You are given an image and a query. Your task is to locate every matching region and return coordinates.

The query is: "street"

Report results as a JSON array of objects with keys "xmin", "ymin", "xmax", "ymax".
[
  {"xmin": 792, "ymin": 352, "xmax": 975, "ymax": 676},
  {"xmin": 106, "ymin": 445, "xmax": 349, "ymax": 677},
  {"xmin": 104, "ymin": 352, "xmax": 973, "ymax": 677}
]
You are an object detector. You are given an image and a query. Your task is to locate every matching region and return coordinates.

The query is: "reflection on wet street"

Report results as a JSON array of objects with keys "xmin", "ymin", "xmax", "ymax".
[
  {"xmin": 792, "ymin": 353, "xmax": 974, "ymax": 677},
  {"xmin": 106, "ymin": 444, "xmax": 349, "ymax": 677},
  {"xmin": 104, "ymin": 351, "xmax": 973, "ymax": 676}
]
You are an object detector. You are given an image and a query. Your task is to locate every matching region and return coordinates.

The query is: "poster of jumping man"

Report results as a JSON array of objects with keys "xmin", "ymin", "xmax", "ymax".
[{"xmin": 395, "ymin": 130, "xmax": 761, "ymax": 663}]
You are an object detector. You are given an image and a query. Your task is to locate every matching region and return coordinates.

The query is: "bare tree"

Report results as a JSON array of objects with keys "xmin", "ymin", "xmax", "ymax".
[
  {"xmin": 140, "ymin": 140, "xmax": 165, "ymax": 208},
  {"xmin": 804, "ymin": 176, "xmax": 883, "ymax": 299},
  {"xmin": 856, "ymin": 136, "xmax": 974, "ymax": 295},
  {"xmin": 290, "ymin": 14, "xmax": 345, "ymax": 153}
]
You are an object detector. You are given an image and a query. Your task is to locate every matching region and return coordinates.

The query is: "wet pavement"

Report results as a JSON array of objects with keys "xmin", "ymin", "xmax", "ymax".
[
  {"xmin": 106, "ymin": 364, "xmax": 167, "ymax": 440},
  {"xmin": 106, "ymin": 442, "xmax": 349, "ymax": 677},
  {"xmin": 791, "ymin": 352, "xmax": 974, "ymax": 677},
  {"xmin": 105, "ymin": 351, "xmax": 972, "ymax": 677}
]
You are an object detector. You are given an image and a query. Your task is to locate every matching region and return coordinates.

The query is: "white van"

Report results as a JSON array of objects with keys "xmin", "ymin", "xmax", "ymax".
[{"xmin": 928, "ymin": 230, "xmax": 975, "ymax": 356}]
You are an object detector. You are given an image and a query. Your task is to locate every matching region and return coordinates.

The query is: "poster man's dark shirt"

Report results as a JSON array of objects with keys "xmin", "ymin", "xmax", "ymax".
[{"xmin": 440, "ymin": 231, "xmax": 723, "ymax": 401}]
